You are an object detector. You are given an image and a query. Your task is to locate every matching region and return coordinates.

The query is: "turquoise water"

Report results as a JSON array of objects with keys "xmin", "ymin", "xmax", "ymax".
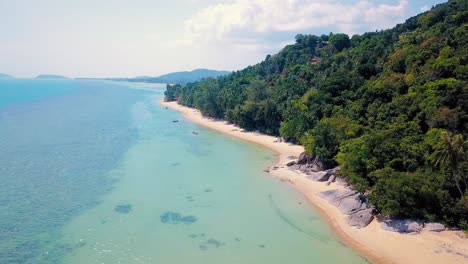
[{"xmin": 0, "ymin": 79, "xmax": 368, "ymax": 263}]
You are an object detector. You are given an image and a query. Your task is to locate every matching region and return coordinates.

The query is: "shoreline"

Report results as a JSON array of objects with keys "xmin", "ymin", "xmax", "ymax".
[{"xmin": 160, "ymin": 100, "xmax": 468, "ymax": 264}]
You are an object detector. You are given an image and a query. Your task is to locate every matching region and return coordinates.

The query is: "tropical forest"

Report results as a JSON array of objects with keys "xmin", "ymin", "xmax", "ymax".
[{"xmin": 165, "ymin": 0, "xmax": 468, "ymax": 229}]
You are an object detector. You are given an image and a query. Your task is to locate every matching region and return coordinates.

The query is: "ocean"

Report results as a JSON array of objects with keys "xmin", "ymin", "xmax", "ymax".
[{"xmin": 0, "ymin": 79, "xmax": 367, "ymax": 263}]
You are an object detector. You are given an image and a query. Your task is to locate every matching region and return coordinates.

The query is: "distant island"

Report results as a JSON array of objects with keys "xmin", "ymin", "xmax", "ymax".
[
  {"xmin": 0, "ymin": 73, "xmax": 13, "ymax": 78},
  {"xmin": 81, "ymin": 69, "xmax": 230, "ymax": 84},
  {"xmin": 36, "ymin": 74, "xmax": 69, "ymax": 79},
  {"xmin": 146, "ymin": 69, "xmax": 231, "ymax": 84}
]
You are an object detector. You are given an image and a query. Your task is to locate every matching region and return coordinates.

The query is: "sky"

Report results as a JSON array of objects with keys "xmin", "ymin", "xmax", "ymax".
[{"xmin": 0, "ymin": 0, "xmax": 447, "ymax": 78}]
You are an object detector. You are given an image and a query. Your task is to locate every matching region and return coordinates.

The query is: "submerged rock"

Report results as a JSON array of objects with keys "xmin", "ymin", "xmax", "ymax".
[
  {"xmin": 160, "ymin": 211, "xmax": 197, "ymax": 224},
  {"xmin": 114, "ymin": 204, "xmax": 132, "ymax": 214},
  {"xmin": 198, "ymin": 239, "xmax": 225, "ymax": 250},
  {"xmin": 425, "ymin": 223, "xmax": 446, "ymax": 232},
  {"xmin": 381, "ymin": 219, "xmax": 424, "ymax": 234}
]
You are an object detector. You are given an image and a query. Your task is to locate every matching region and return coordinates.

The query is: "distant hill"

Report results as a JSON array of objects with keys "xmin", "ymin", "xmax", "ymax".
[
  {"xmin": 89, "ymin": 69, "xmax": 231, "ymax": 84},
  {"xmin": 36, "ymin": 74, "xmax": 69, "ymax": 79},
  {"xmin": 152, "ymin": 69, "xmax": 231, "ymax": 84},
  {"xmin": 0, "ymin": 73, "xmax": 13, "ymax": 78}
]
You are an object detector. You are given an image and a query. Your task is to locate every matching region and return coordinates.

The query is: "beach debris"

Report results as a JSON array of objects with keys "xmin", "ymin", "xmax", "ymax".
[
  {"xmin": 425, "ymin": 223, "xmax": 446, "ymax": 232},
  {"xmin": 381, "ymin": 219, "xmax": 424, "ymax": 234},
  {"xmin": 114, "ymin": 204, "xmax": 132, "ymax": 214},
  {"xmin": 192, "ymin": 131, "xmax": 199, "ymax": 135},
  {"xmin": 273, "ymin": 137, "xmax": 283, "ymax": 143},
  {"xmin": 160, "ymin": 211, "xmax": 197, "ymax": 225}
]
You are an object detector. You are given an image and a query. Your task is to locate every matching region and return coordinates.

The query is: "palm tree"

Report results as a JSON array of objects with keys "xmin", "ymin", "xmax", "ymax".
[{"xmin": 432, "ymin": 131, "xmax": 467, "ymax": 206}]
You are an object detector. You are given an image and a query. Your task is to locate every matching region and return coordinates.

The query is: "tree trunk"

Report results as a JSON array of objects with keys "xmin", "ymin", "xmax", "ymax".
[{"xmin": 453, "ymin": 172, "xmax": 468, "ymax": 208}]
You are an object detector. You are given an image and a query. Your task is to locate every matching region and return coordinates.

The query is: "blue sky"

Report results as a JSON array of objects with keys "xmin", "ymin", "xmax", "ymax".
[{"xmin": 0, "ymin": 0, "xmax": 447, "ymax": 78}]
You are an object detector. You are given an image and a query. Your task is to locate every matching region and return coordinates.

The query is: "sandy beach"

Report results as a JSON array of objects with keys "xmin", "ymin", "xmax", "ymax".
[{"xmin": 160, "ymin": 100, "xmax": 468, "ymax": 264}]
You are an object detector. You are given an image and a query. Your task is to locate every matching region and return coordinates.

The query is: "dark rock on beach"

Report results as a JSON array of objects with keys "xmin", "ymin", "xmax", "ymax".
[
  {"xmin": 289, "ymin": 152, "xmax": 325, "ymax": 173},
  {"xmin": 425, "ymin": 223, "xmax": 446, "ymax": 232},
  {"xmin": 381, "ymin": 219, "xmax": 424, "ymax": 234},
  {"xmin": 347, "ymin": 208, "xmax": 374, "ymax": 228}
]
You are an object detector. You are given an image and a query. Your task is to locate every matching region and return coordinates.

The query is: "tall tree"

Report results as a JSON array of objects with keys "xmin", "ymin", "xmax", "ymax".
[{"xmin": 432, "ymin": 131, "xmax": 467, "ymax": 205}]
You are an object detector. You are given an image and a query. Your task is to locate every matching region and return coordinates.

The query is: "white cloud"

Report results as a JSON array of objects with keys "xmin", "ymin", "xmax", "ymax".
[
  {"xmin": 182, "ymin": 0, "xmax": 410, "ymax": 47},
  {"xmin": 420, "ymin": 5, "xmax": 430, "ymax": 12}
]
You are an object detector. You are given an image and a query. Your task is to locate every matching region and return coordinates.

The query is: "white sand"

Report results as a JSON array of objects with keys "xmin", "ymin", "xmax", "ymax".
[{"xmin": 161, "ymin": 100, "xmax": 468, "ymax": 264}]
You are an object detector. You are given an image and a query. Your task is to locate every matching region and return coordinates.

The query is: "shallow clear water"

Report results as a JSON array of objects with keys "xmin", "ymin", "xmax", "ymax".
[{"xmin": 0, "ymin": 79, "xmax": 368, "ymax": 263}]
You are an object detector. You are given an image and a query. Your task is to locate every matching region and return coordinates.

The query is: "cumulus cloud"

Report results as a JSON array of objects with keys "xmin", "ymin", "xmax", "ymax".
[
  {"xmin": 420, "ymin": 5, "xmax": 430, "ymax": 12},
  {"xmin": 182, "ymin": 0, "xmax": 410, "ymax": 46}
]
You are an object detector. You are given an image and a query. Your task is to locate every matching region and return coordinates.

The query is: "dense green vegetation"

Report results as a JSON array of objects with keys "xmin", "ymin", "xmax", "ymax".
[{"xmin": 166, "ymin": 1, "xmax": 468, "ymax": 228}]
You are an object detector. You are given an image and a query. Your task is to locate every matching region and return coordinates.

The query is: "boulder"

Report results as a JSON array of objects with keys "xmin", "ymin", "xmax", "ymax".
[
  {"xmin": 320, "ymin": 188, "xmax": 357, "ymax": 203},
  {"xmin": 319, "ymin": 188, "xmax": 374, "ymax": 228},
  {"xmin": 326, "ymin": 174, "xmax": 336, "ymax": 186},
  {"xmin": 295, "ymin": 152, "xmax": 325, "ymax": 171},
  {"xmin": 286, "ymin": 161, "xmax": 296, "ymax": 167},
  {"xmin": 337, "ymin": 193, "xmax": 364, "ymax": 215},
  {"xmin": 425, "ymin": 223, "xmax": 445, "ymax": 232},
  {"xmin": 307, "ymin": 171, "xmax": 330, "ymax": 182},
  {"xmin": 335, "ymin": 176, "xmax": 349, "ymax": 186},
  {"xmin": 381, "ymin": 219, "xmax": 424, "ymax": 234},
  {"xmin": 347, "ymin": 208, "xmax": 374, "ymax": 228},
  {"xmin": 455, "ymin": 231, "xmax": 467, "ymax": 239},
  {"xmin": 297, "ymin": 152, "xmax": 314, "ymax": 164}
]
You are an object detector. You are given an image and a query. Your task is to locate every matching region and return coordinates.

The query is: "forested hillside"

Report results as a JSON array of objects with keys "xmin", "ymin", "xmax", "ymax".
[{"xmin": 165, "ymin": 0, "xmax": 468, "ymax": 228}]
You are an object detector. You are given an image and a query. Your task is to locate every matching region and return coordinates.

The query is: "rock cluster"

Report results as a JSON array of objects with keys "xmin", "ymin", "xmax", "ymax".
[
  {"xmin": 287, "ymin": 152, "xmax": 325, "ymax": 173},
  {"xmin": 287, "ymin": 152, "xmax": 450, "ymax": 233},
  {"xmin": 381, "ymin": 219, "xmax": 424, "ymax": 234},
  {"xmin": 319, "ymin": 188, "xmax": 374, "ymax": 228}
]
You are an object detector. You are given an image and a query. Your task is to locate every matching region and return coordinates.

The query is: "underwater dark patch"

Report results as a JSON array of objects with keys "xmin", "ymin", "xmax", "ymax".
[
  {"xmin": 198, "ymin": 239, "xmax": 225, "ymax": 250},
  {"xmin": 114, "ymin": 204, "xmax": 132, "ymax": 214},
  {"xmin": 160, "ymin": 211, "xmax": 197, "ymax": 224}
]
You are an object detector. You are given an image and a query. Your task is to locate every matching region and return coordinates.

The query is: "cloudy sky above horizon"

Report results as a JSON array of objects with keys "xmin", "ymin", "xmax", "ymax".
[{"xmin": 0, "ymin": 0, "xmax": 446, "ymax": 78}]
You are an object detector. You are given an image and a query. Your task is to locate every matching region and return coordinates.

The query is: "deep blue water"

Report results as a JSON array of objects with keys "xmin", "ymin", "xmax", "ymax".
[{"xmin": 0, "ymin": 79, "xmax": 149, "ymax": 263}]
